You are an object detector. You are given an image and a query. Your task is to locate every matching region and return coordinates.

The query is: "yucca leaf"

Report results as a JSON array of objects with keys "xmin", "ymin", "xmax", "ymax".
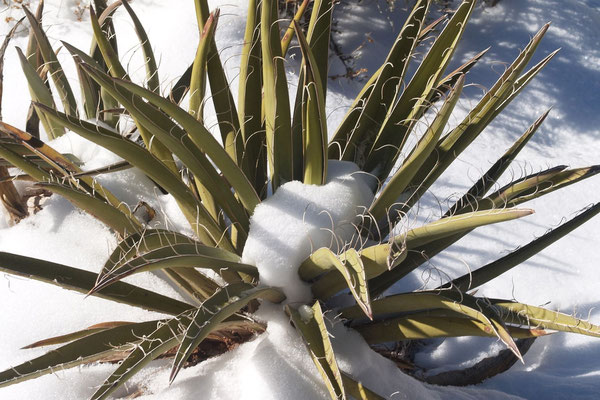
[
  {"xmin": 369, "ymin": 74, "xmax": 464, "ymax": 223},
  {"xmin": 312, "ymin": 208, "xmax": 532, "ymax": 299},
  {"xmin": 306, "ymin": 242, "xmax": 405, "ymax": 291},
  {"xmin": 0, "ymin": 142, "xmax": 52, "ymax": 182},
  {"xmin": 75, "ymin": 56, "xmax": 101, "ymax": 119},
  {"xmin": 90, "ymin": 317, "xmax": 183, "ymax": 400},
  {"xmin": 169, "ymin": 267, "xmax": 222, "ymax": 301},
  {"xmin": 330, "ymin": 0, "xmax": 429, "ymax": 162},
  {"xmin": 238, "ymin": 0, "xmax": 266, "ymax": 197},
  {"xmin": 483, "ymin": 165, "xmax": 567, "ymax": 208},
  {"xmin": 102, "ymin": 230, "xmax": 229, "ymax": 300},
  {"xmin": 22, "ymin": 321, "xmax": 133, "ymax": 349},
  {"xmin": 397, "ymin": 208, "xmax": 533, "ymax": 250},
  {"xmin": 39, "ymin": 181, "xmax": 140, "ymax": 235},
  {"xmin": 342, "ymin": 290, "xmax": 522, "ymax": 360},
  {"xmin": 354, "ymin": 311, "xmax": 548, "ymax": 344},
  {"xmin": 105, "ymin": 229, "xmax": 199, "ymax": 271},
  {"xmin": 0, "ymin": 252, "xmax": 194, "ymax": 315},
  {"xmin": 430, "ymin": 47, "xmax": 489, "ymax": 104},
  {"xmin": 89, "ymin": 7, "xmax": 177, "ymax": 172},
  {"xmin": 169, "ymin": 284, "xmax": 285, "ymax": 383},
  {"xmin": 88, "ymin": 0, "xmax": 120, "ymax": 127},
  {"xmin": 103, "ymin": 75, "xmax": 261, "ymax": 215},
  {"xmin": 363, "ymin": 0, "xmax": 476, "ymax": 178},
  {"xmin": 0, "ymin": 320, "xmax": 163, "ymax": 389},
  {"xmin": 446, "ymin": 110, "xmax": 550, "ymax": 216},
  {"xmin": 448, "ymin": 202, "xmax": 600, "ymax": 291},
  {"xmin": 507, "ymin": 165, "xmax": 600, "ymax": 207},
  {"xmin": 71, "ymin": 160, "xmax": 132, "ymax": 178},
  {"xmin": 79, "ymin": 63, "xmax": 250, "ymax": 240},
  {"xmin": 280, "ymin": 0, "xmax": 310, "ymax": 56},
  {"xmin": 341, "ymin": 373, "xmax": 386, "ymax": 400},
  {"xmin": 0, "ymin": 120, "xmax": 136, "ymax": 224},
  {"xmin": 289, "ymin": 0, "xmax": 334, "ymax": 180},
  {"xmin": 492, "ymin": 300, "xmax": 600, "ymax": 338},
  {"xmin": 367, "ymin": 208, "xmax": 534, "ymax": 297},
  {"xmin": 299, "ymin": 247, "xmax": 372, "ymax": 318},
  {"xmin": 400, "ymin": 26, "xmax": 556, "ymax": 218},
  {"xmin": 15, "ymin": 47, "xmax": 65, "ymax": 139},
  {"xmin": 91, "ymin": 243, "xmax": 258, "ymax": 294},
  {"xmin": 309, "ymin": 244, "xmax": 405, "ymax": 301},
  {"xmin": 22, "ymin": 6, "xmax": 78, "ymax": 117},
  {"xmin": 169, "ymin": 62, "xmax": 193, "ymax": 105},
  {"xmin": 189, "ymin": 10, "xmax": 219, "ymax": 121},
  {"xmin": 287, "ymin": 301, "xmax": 346, "ymax": 400},
  {"xmin": 295, "ymin": 21, "xmax": 327, "ymax": 185},
  {"xmin": 193, "ymin": 0, "xmax": 243, "ymax": 165},
  {"xmin": 22, "ymin": 2, "xmax": 43, "ymax": 137},
  {"xmin": 261, "ymin": 0, "xmax": 293, "ymax": 190},
  {"xmin": 34, "ymin": 102, "xmax": 230, "ymax": 250},
  {"xmin": 121, "ymin": 0, "xmax": 160, "ymax": 93}
]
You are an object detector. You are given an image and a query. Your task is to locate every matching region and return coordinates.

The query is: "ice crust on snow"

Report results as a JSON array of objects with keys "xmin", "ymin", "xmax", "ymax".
[{"xmin": 242, "ymin": 161, "xmax": 374, "ymax": 303}]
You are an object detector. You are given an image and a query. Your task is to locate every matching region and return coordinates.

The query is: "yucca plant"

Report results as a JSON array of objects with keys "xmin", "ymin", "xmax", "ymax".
[{"xmin": 0, "ymin": 0, "xmax": 599, "ymax": 398}]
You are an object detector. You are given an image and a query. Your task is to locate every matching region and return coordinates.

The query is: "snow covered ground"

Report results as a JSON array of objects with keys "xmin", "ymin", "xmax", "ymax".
[{"xmin": 0, "ymin": 0, "xmax": 599, "ymax": 399}]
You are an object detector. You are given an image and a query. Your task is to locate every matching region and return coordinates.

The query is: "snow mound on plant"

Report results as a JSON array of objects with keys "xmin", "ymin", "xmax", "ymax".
[{"xmin": 242, "ymin": 160, "xmax": 374, "ymax": 303}]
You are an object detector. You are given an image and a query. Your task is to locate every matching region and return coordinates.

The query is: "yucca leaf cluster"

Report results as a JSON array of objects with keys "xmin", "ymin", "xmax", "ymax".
[{"xmin": 0, "ymin": 0, "xmax": 599, "ymax": 398}]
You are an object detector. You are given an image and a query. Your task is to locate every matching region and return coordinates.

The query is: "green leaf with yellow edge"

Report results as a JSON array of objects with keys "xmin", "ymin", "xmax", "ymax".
[
  {"xmin": 369, "ymin": 74, "xmax": 464, "ymax": 223},
  {"xmin": 287, "ymin": 301, "xmax": 347, "ymax": 400},
  {"xmin": 0, "ymin": 320, "xmax": 164, "ymax": 389},
  {"xmin": 295, "ymin": 21, "xmax": 328, "ymax": 185},
  {"xmin": 91, "ymin": 243, "xmax": 258, "ymax": 295},
  {"xmin": 448, "ymin": 203, "xmax": 600, "ymax": 292},
  {"xmin": 22, "ymin": 5, "xmax": 78, "ymax": 117},
  {"xmin": 0, "ymin": 252, "xmax": 194, "ymax": 315},
  {"xmin": 169, "ymin": 284, "xmax": 285, "ymax": 383},
  {"xmin": 429, "ymin": 47, "xmax": 489, "ymax": 104}
]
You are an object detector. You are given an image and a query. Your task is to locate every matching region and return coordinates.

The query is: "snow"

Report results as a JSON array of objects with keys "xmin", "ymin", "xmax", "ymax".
[
  {"xmin": 0, "ymin": 0, "xmax": 599, "ymax": 399},
  {"xmin": 242, "ymin": 160, "xmax": 373, "ymax": 304}
]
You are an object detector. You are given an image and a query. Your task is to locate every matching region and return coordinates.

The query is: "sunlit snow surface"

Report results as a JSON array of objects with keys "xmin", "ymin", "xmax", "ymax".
[{"xmin": 0, "ymin": 0, "xmax": 599, "ymax": 399}]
